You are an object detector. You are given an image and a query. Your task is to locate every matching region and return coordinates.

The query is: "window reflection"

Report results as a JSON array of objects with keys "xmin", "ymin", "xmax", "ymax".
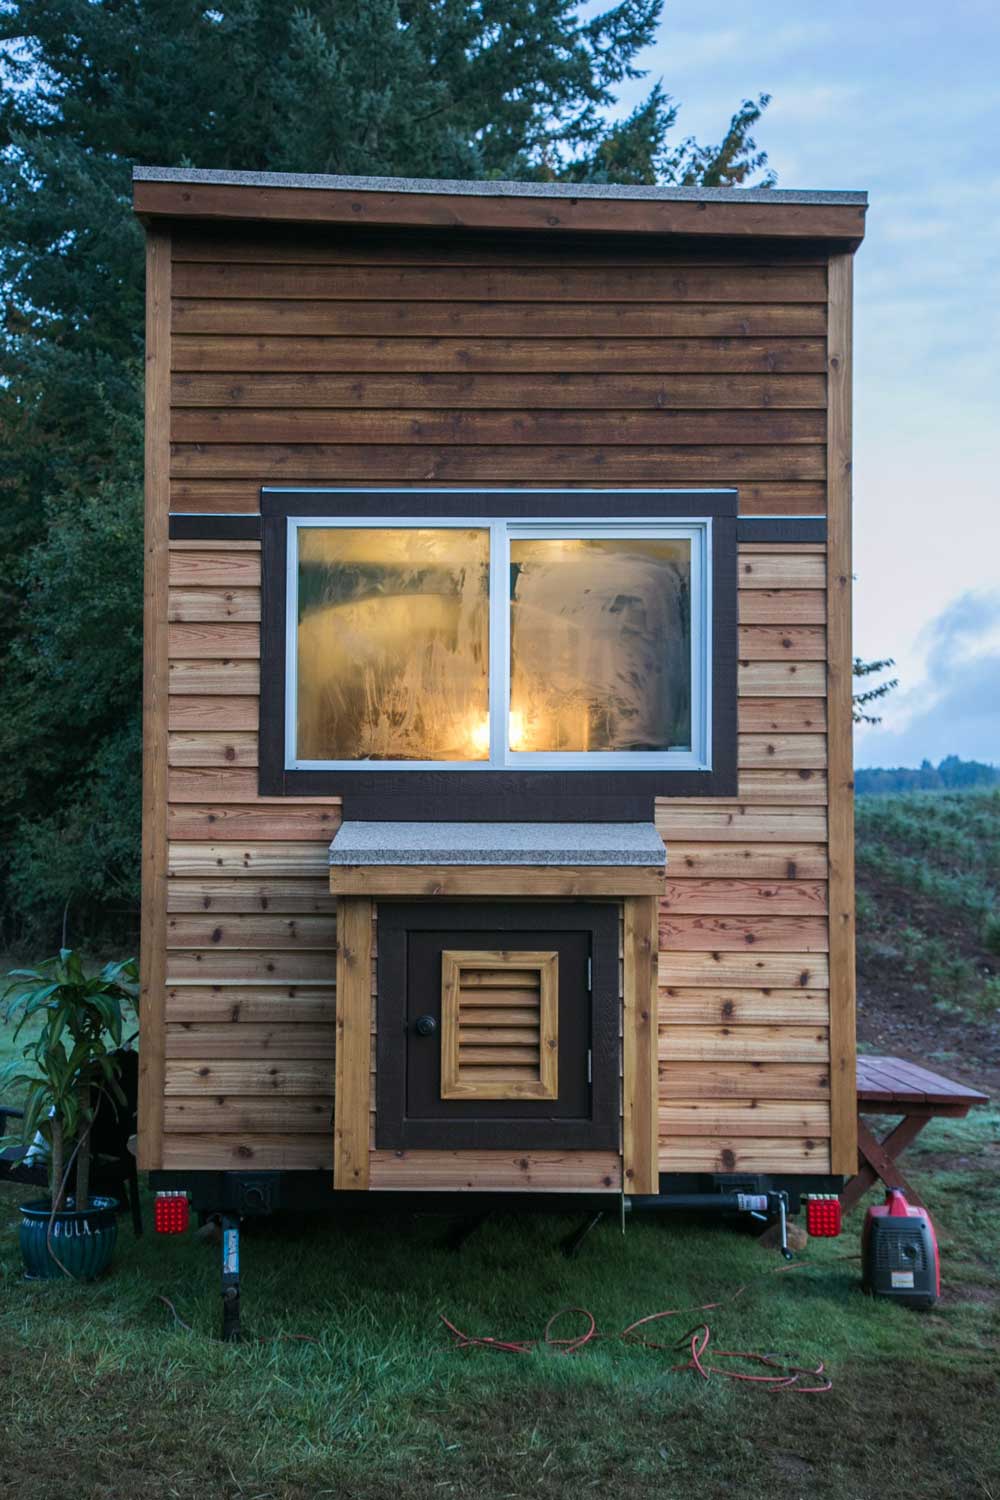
[
  {"xmin": 508, "ymin": 537, "xmax": 691, "ymax": 753},
  {"xmin": 296, "ymin": 527, "xmax": 490, "ymax": 761}
]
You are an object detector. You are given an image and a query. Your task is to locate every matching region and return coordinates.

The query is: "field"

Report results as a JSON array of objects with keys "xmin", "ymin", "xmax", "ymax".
[
  {"xmin": 856, "ymin": 788, "xmax": 1000, "ymax": 1093},
  {"xmin": 1, "ymin": 788, "xmax": 998, "ymax": 1499}
]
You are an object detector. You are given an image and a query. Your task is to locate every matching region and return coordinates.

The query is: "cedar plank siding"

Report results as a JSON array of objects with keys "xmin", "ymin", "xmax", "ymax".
[{"xmin": 157, "ymin": 223, "xmax": 835, "ymax": 1180}]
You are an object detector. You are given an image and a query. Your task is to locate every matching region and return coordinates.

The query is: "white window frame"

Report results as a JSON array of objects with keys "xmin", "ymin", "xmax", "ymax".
[{"xmin": 285, "ymin": 515, "xmax": 712, "ymax": 773}]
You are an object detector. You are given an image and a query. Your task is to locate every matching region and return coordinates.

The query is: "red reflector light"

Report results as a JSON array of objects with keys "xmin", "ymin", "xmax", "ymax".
[
  {"xmin": 805, "ymin": 1195, "xmax": 842, "ymax": 1237},
  {"xmin": 155, "ymin": 1191, "xmax": 190, "ymax": 1235}
]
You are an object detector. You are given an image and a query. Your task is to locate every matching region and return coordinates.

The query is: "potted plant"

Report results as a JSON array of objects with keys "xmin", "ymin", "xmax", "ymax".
[{"xmin": 1, "ymin": 950, "xmax": 138, "ymax": 1280}]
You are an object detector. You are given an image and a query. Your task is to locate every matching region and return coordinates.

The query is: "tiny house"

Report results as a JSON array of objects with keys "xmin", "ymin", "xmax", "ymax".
[{"xmin": 134, "ymin": 168, "xmax": 865, "ymax": 1228}]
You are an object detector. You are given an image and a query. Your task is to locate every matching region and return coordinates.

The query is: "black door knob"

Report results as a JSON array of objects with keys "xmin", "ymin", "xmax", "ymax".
[{"xmin": 414, "ymin": 1014, "xmax": 437, "ymax": 1037}]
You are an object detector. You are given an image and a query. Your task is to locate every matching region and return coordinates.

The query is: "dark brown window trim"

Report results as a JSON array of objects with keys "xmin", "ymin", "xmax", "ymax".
[{"xmin": 259, "ymin": 488, "xmax": 739, "ymax": 821}]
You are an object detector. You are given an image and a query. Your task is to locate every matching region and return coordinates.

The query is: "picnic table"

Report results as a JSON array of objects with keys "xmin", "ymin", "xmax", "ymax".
[{"xmin": 841, "ymin": 1054, "xmax": 990, "ymax": 1211}]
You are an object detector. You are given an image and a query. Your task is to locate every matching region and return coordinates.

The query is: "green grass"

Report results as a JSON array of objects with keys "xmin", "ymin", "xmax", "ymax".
[
  {"xmin": 2, "ymin": 1107, "xmax": 999, "ymax": 1500},
  {"xmin": 3, "ymin": 834, "xmax": 999, "ymax": 1500},
  {"xmin": 856, "ymin": 788, "xmax": 1000, "ymax": 1018}
]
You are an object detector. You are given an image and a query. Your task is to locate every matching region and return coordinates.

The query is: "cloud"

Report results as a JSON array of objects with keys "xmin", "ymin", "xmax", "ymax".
[
  {"xmin": 855, "ymin": 651, "xmax": 1000, "ymax": 767},
  {"xmin": 856, "ymin": 590, "xmax": 1000, "ymax": 766},
  {"xmin": 922, "ymin": 590, "xmax": 1000, "ymax": 678}
]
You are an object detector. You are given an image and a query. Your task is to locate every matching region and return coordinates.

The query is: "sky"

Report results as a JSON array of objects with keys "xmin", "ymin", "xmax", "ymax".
[{"xmin": 591, "ymin": 0, "xmax": 1000, "ymax": 767}]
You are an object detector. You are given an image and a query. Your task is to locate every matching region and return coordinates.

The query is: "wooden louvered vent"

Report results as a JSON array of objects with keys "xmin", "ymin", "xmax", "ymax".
[{"xmin": 440, "ymin": 950, "xmax": 559, "ymax": 1101}]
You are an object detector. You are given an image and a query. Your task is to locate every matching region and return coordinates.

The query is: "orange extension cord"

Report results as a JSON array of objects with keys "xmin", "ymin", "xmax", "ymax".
[{"xmin": 441, "ymin": 1265, "xmax": 833, "ymax": 1394}]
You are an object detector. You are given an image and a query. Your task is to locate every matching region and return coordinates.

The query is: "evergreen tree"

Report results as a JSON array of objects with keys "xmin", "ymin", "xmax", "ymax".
[
  {"xmin": 853, "ymin": 656, "xmax": 899, "ymax": 725},
  {"xmin": 0, "ymin": 0, "xmax": 773, "ymax": 942}
]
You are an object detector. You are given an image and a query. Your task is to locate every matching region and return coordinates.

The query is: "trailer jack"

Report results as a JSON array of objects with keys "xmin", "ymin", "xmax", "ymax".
[{"xmin": 221, "ymin": 1213, "xmax": 241, "ymax": 1342}]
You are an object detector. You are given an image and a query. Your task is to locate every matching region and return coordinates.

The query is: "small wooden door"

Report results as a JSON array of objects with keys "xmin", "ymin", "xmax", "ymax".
[{"xmin": 376, "ymin": 901, "xmax": 619, "ymax": 1151}]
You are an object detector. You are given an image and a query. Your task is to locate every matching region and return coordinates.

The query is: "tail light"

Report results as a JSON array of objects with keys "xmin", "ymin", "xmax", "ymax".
[
  {"xmin": 804, "ymin": 1194, "xmax": 842, "ymax": 1237},
  {"xmin": 155, "ymin": 1191, "xmax": 190, "ymax": 1235}
]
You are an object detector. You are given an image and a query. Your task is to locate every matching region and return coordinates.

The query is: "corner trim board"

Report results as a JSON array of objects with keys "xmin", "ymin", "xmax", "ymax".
[
  {"xmin": 333, "ymin": 895, "xmax": 373, "ymax": 1189},
  {"xmin": 826, "ymin": 255, "xmax": 858, "ymax": 1175},
  {"xmin": 138, "ymin": 229, "xmax": 172, "ymax": 1171},
  {"xmin": 623, "ymin": 895, "xmax": 659, "ymax": 1193}
]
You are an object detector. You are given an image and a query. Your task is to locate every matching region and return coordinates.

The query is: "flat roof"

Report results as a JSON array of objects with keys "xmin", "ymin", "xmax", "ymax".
[
  {"xmin": 133, "ymin": 166, "xmax": 866, "ymax": 207},
  {"xmin": 133, "ymin": 166, "xmax": 867, "ymax": 244}
]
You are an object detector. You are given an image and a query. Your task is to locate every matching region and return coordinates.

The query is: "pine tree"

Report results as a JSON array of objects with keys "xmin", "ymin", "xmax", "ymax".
[
  {"xmin": 0, "ymin": 0, "xmax": 773, "ymax": 941},
  {"xmin": 853, "ymin": 657, "xmax": 899, "ymax": 726}
]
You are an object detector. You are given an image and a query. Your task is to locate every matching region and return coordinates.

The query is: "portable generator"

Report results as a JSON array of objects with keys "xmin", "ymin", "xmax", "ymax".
[{"xmin": 862, "ymin": 1189, "xmax": 940, "ymax": 1308}]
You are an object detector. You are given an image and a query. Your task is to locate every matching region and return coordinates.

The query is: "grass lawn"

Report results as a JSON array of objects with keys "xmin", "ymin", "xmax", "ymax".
[
  {"xmin": 2, "ymin": 1103, "xmax": 998, "ymax": 1500},
  {"xmin": 2, "ymin": 919, "xmax": 998, "ymax": 1500}
]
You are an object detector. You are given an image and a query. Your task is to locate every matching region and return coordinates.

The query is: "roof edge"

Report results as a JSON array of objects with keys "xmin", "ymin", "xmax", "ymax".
[{"xmin": 132, "ymin": 165, "xmax": 867, "ymax": 207}]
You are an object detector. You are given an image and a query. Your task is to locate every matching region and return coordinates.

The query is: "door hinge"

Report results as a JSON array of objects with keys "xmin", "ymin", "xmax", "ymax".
[
  {"xmin": 586, "ymin": 957, "xmax": 592, "ymax": 992},
  {"xmin": 587, "ymin": 1048, "xmax": 592, "ymax": 1084}
]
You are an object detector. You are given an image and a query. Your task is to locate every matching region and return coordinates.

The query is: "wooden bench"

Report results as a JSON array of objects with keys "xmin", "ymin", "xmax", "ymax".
[{"xmin": 840, "ymin": 1055, "xmax": 990, "ymax": 1211}]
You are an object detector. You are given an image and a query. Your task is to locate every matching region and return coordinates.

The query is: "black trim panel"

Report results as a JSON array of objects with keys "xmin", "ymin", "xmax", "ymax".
[
  {"xmin": 262, "ymin": 487, "xmax": 737, "ymax": 520},
  {"xmin": 259, "ymin": 488, "xmax": 739, "ymax": 819},
  {"xmin": 168, "ymin": 514, "xmax": 263, "ymax": 541},
  {"xmin": 736, "ymin": 517, "xmax": 826, "ymax": 544}
]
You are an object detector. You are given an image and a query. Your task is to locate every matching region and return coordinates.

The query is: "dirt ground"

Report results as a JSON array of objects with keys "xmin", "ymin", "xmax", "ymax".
[{"xmin": 857, "ymin": 980, "xmax": 1000, "ymax": 1096}]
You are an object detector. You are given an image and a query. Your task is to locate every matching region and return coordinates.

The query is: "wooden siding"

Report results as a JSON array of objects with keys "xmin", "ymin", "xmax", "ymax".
[
  {"xmin": 167, "ymin": 227, "xmax": 828, "ymax": 517},
  {"xmin": 150, "ymin": 222, "xmax": 844, "ymax": 1184}
]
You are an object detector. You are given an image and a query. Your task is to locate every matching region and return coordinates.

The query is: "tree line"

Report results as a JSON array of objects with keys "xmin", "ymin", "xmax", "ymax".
[{"xmin": 856, "ymin": 757, "xmax": 1000, "ymax": 797}]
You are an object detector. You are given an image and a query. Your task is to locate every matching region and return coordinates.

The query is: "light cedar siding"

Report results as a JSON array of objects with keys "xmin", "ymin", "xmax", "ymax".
[
  {"xmin": 329, "ymin": 866, "xmax": 663, "ymax": 897},
  {"xmin": 168, "ymin": 695, "xmax": 260, "ymax": 730},
  {"xmin": 368, "ymin": 1150, "xmax": 622, "ymax": 1192},
  {"xmin": 146, "ymin": 185, "xmax": 860, "ymax": 1189}
]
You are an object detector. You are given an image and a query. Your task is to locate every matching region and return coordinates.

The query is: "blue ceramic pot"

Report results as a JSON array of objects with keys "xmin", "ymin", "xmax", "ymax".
[{"xmin": 19, "ymin": 1197, "xmax": 119, "ymax": 1280}]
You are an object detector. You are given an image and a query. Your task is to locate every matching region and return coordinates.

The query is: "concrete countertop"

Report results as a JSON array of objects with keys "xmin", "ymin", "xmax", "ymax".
[{"xmin": 329, "ymin": 821, "xmax": 666, "ymax": 867}]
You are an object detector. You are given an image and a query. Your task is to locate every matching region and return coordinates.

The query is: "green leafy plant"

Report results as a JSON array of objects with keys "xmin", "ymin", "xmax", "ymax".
[{"xmin": 1, "ymin": 951, "xmax": 138, "ymax": 1212}]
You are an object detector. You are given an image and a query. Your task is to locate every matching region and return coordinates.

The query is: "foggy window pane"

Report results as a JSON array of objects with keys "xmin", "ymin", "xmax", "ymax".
[
  {"xmin": 296, "ymin": 527, "xmax": 490, "ymax": 761},
  {"xmin": 508, "ymin": 537, "xmax": 691, "ymax": 753}
]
